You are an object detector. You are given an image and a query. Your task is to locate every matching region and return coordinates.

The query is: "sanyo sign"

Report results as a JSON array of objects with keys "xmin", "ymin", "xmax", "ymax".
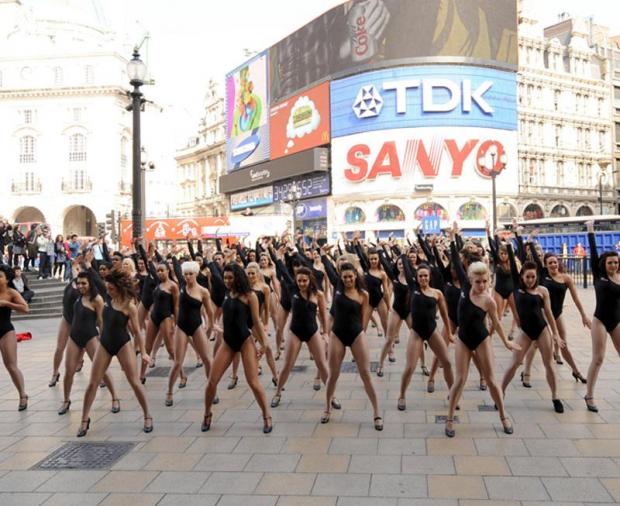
[{"xmin": 330, "ymin": 65, "xmax": 517, "ymax": 138}]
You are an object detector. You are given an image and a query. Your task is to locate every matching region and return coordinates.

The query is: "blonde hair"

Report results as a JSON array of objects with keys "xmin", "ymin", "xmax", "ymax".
[
  {"xmin": 121, "ymin": 258, "xmax": 136, "ymax": 275},
  {"xmin": 245, "ymin": 262, "xmax": 260, "ymax": 274},
  {"xmin": 181, "ymin": 261, "xmax": 199, "ymax": 274},
  {"xmin": 467, "ymin": 261, "xmax": 488, "ymax": 278}
]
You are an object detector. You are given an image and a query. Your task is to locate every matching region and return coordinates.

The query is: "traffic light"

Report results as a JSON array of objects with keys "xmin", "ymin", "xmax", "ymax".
[
  {"xmin": 105, "ymin": 210, "xmax": 117, "ymax": 242},
  {"xmin": 97, "ymin": 222, "xmax": 105, "ymax": 237}
]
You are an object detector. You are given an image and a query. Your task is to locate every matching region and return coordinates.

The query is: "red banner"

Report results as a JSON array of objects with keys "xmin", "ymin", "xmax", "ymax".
[{"xmin": 120, "ymin": 216, "xmax": 229, "ymax": 247}]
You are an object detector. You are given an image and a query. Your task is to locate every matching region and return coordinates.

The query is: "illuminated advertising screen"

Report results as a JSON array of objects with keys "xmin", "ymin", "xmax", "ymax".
[
  {"xmin": 230, "ymin": 186, "xmax": 274, "ymax": 211},
  {"xmin": 272, "ymin": 172, "xmax": 331, "ymax": 203},
  {"xmin": 269, "ymin": 82, "xmax": 330, "ymax": 159},
  {"xmin": 226, "ymin": 51, "xmax": 269, "ymax": 171},
  {"xmin": 330, "ymin": 65, "xmax": 517, "ymax": 138},
  {"xmin": 269, "ymin": 0, "xmax": 517, "ymax": 102}
]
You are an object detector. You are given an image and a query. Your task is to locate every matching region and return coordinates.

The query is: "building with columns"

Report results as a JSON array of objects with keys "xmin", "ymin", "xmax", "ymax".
[
  {"xmin": 175, "ymin": 80, "xmax": 228, "ymax": 218},
  {"xmin": 0, "ymin": 0, "xmax": 135, "ymax": 237},
  {"xmin": 515, "ymin": 4, "xmax": 615, "ymax": 220}
]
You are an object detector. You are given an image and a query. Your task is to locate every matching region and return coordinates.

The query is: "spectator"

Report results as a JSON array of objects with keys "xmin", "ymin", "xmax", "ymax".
[
  {"xmin": 573, "ymin": 242, "xmax": 586, "ymax": 257},
  {"xmin": 0, "ymin": 219, "xmax": 6, "ymax": 263},
  {"xmin": 65, "ymin": 234, "xmax": 80, "ymax": 281},
  {"xmin": 25, "ymin": 223, "xmax": 38, "ymax": 271},
  {"xmin": 52, "ymin": 234, "xmax": 68, "ymax": 280},
  {"xmin": 12, "ymin": 266, "xmax": 34, "ymax": 303},
  {"xmin": 36, "ymin": 226, "xmax": 53, "ymax": 279},
  {"xmin": 12, "ymin": 228, "xmax": 26, "ymax": 268}
]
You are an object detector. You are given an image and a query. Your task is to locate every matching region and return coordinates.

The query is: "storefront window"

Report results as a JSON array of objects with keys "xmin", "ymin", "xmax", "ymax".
[
  {"xmin": 344, "ymin": 206, "xmax": 366, "ymax": 224},
  {"xmin": 523, "ymin": 203, "xmax": 544, "ymax": 220},
  {"xmin": 457, "ymin": 202, "xmax": 487, "ymax": 221},
  {"xmin": 414, "ymin": 203, "xmax": 449, "ymax": 221},
  {"xmin": 576, "ymin": 205, "xmax": 593, "ymax": 216},
  {"xmin": 497, "ymin": 203, "xmax": 517, "ymax": 221},
  {"xmin": 550, "ymin": 204, "xmax": 570, "ymax": 218},
  {"xmin": 376, "ymin": 204, "xmax": 404, "ymax": 222}
]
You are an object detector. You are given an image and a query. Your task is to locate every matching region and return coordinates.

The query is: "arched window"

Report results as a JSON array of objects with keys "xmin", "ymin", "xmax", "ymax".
[
  {"xmin": 344, "ymin": 206, "xmax": 366, "ymax": 224},
  {"xmin": 523, "ymin": 203, "xmax": 544, "ymax": 220},
  {"xmin": 457, "ymin": 202, "xmax": 487, "ymax": 221},
  {"xmin": 69, "ymin": 133, "xmax": 87, "ymax": 161},
  {"xmin": 550, "ymin": 204, "xmax": 570, "ymax": 218},
  {"xmin": 19, "ymin": 135, "xmax": 36, "ymax": 164},
  {"xmin": 414, "ymin": 203, "xmax": 449, "ymax": 221},
  {"xmin": 576, "ymin": 205, "xmax": 593, "ymax": 217},
  {"xmin": 497, "ymin": 203, "xmax": 517, "ymax": 221},
  {"xmin": 376, "ymin": 204, "xmax": 405, "ymax": 222}
]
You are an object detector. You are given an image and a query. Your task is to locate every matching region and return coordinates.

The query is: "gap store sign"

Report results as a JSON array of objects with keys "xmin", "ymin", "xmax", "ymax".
[{"xmin": 330, "ymin": 65, "xmax": 517, "ymax": 138}]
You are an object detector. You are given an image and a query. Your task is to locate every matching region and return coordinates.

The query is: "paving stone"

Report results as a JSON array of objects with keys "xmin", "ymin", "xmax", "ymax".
[
  {"xmin": 575, "ymin": 439, "xmax": 620, "ymax": 457},
  {"xmin": 349, "ymin": 455, "xmax": 401, "ymax": 474},
  {"xmin": 156, "ymin": 494, "xmax": 220, "ymax": 506},
  {"xmin": 524, "ymin": 439, "xmax": 581, "ymax": 457},
  {"xmin": 329, "ymin": 438, "xmax": 378, "ymax": 455},
  {"xmin": 401, "ymin": 455, "xmax": 454, "ymax": 475},
  {"xmin": 199, "ymin": 471, "xmax": 262, "ymax": 494},
  {"xmin": 193, "ymin": 453, "xmax": 252, "ymax": 471},
  {"xmin": 296, "ymin": 454, "xmax": 350, "ymax": 473},
  {"xmin": 91, "ymin": 471, "xmax": 158, "ymax": 493},
  {"xmin": 216, "ymin": 496, "xmax": 278, "ymax": 506},
  {"xmin": 41, "ymin": 492, "xmax": 108, "ymax": 505},
  {"xmin": 255, "ymin": 472, "xmax": 316, "ymax": 495},
  {"xmin": 506, "ymin": 456, "xmax": 568, "ymax": 476},
  {"xmin": 484, "ymin": 477, "xmax": 550, "ymax": 501},
  {"xmin": 454, "ymin": 456, "xmax": 511, "ymax": 476},
  {"xmin": 474, "ymin": 438, "xmax": 529, "ymax": 456},
  {"xmin": 36, "ymin": 470, "xmax": 106, "ymax": 492},
  {"xmin": 0, "ymin": 471, "xmax": 55, "ymax": 492},
  {"xmin": 245, "ymin": 453, "xmax": 300, "ymax": 472},
  {"xmin": 143, "ymin": 452, "xmax": 202, "ymax": 471},
  {"xmin": 312, "ymin": 473, "xmax": 370, "ymax": 496},
  {"xmin": 377, "ymin": 439, "xmax": 426, "ymax": 456},
  {"xmin": 427, "ymin": 438, "xmax": 477, "ymax": 456},
  {"xmin": 282, "ymin": 438, "xmax": 331, "ymax": 455},
  {"xmin": 144, "ymin": 471, "xmax": 209, "ymax": 493},
  {"xmin": 600, "ymin": 478, "xmax": 620, "ymax": 501},
  {"xmin": 428, "ymin": 475, "xmax": 487, "ymax": 499},
  {"xmin": 99, "ymin": 493, "xmax": 163, "ymax": 506},
  {"xmin": 369, "ymin": 474, "xmax": 427, "ymax": 498},
  {"xmin": 0, "ymin": 492, "xmax": 50, "ymax": 505},
  {"xmin": 560, "ymin": 457, "xmax": 620, "ymax": 477},
  {"xmin": 234, "ymin": 436, "xmax": 286, "ymax": 454},
  {"xmin": 278, "ymin": 497, "xmax": 337, "ymax": 506},
  {"xmin": 542, "ymin": 477, "xmax": 613, "ymax": 502}
]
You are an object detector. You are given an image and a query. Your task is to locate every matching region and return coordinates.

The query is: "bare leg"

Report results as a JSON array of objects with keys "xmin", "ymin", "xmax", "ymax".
[
  {"xmin": 399, "ymin": 331, "xmax": 424, "ymax": 404},
  {"xmin": 427, "ymin": 331, "xmax": 454, "ymax": 389},
  {"xmin": 501, "ymin": 332, "xmax": 533, "ymax": 394},
  {"xmin": 447, "ymin": 338, "xmax": 472, "ymax": 423},
  {"xmin": 62, "ymin": 339, "xmax": 83, "ymax": 403},
  {"xmin": 116, "ymin": 343, "xmax": 151, "ymax": 423},
  {"xmin": 51, "ymin": 318, "xmax": 70, "ymax": 382},
  {"xmin": 80, "ymin": 345, "xmax": 113, "ymax": 429},
  {"xmin": 83, "ymin": 340, "xmax": 117, "ymax": 401},
  {"xmin": 586, "ymin": 318, "xmax": 609, "ymax": 401},
  {"xmin": 350, "ymin": 333, "xmax": 381, "ymax": 418},
  {"xmin": 325, "ymin": 334, "xmax": 346, "ymax": 416},
  {"xmin": 204, "ymin": 343, "xmax": 235, "ymax": 418},
  {"xmin": 376, "ymin": 300, "xmax": 389, "ymax": 337},
  {"xmin": 556, "ymin": 316, "xmax": 581, "ymax": 375},
  {"xmin": 190, "ymin": 327, "xmax": 213, "ymax": 378},
  {"xmin": 0, "ymin": 331, "xmax": 27, "ymax": 399},
  {"xmin": 240, "ymin": 338, "xmax": 271, "ymax": 420},
  {"xmin": 141, "ymin": 319, "xmax": 158, "ymax": 381},
  {"xmin": 536, "ymin": 329, "xmax": 559, "ymax": 400},
  {"xmin": 275, "ymin": 333, "xmax": 303, "ymax": 397},
  {"xmin": 167, "ymin": 328, "xmax": 189, "ymax": 399},
  {"xmin": 475, "ymin": 338, "xmax": 509, "ymax": 421}
]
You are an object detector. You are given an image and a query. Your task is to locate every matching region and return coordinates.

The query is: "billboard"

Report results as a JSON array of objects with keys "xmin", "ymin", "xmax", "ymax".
[
  {"xmin": 119, "ymin": 216, "xmax": 229, "ymax": 247},
  {"xmin": 269, "ymin": 0, "xmax": 518, "ymax": 102},
  {"xmin": 226, "ymin": 51, "xmax": 269, "ymax": 171},
  {"xmin": 269, "ymin": 82, "xmax": 330, "ymax": 159},
  {"xmin": 331, "ymin": 127, "xmax": 518, "ymax": 197},
  {"xmin": 230, "ymin": 186, "xmax": 274, "ymax": 211},
  {"xmin": 273, "ymin": 172, "xmax": 331, "ymax": 203},
  {"xmin": 330, "ymin": 65, "xmax": 517, "ymax": 138}
]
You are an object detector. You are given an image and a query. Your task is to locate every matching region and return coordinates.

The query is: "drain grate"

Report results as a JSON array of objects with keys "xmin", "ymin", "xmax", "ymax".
[
  {"xmin": 292, "ymin": 365, "xmax": 308, "ymax": 373},
  {"xmin": 146, "ymin": 366, "xmax": 197, "ymax": 378},
  {"xmin": 478, "ymin": 404, "xmax": 497, "ymax": 412},
  {"xmin": 32, "ymin": 442, "xmax": 134, "ymax": 470},
  {"xmin": 435, "ymin": 415, "xmax": 460, "ymax": 423},
  {"xmin": 340, "ymin": 361, "xmax": 379, "ymax": 373}
]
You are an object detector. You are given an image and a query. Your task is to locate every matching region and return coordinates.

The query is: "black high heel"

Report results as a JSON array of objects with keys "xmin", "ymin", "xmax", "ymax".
[
  {"xmin": 584, "ymin": 395, "xmax": 598, "ymax": 413},
  {"xmin": 58, "ymin": 400, "xmax": 71, "ymax": 415},
  {"xmin": 572, "ymin": 371, "xmax": 587, "ymax": 384},
  {"xmin": 445, "ymin": 418, "xmax": 455, "ymax": 438},
  {"xmin": 143, "ymin": 416, "xmax": 153, "ymax": 433},
  {"xmin": 501, "ymin": 417, "xmax": 514, "ymax": 435},
  {"xmin": 201, "ymin": 412, "xmax": 213, "ymax": 432},
  {"xmin": 48, "ymin": 373, "xmax": 60, "ymax": 388},
  {"xmin": 520, "ymin": 372, "xmax": 532, "ymax": 388},
  {"xmin": 76, "ymin": 359, "xmax": 84, "ymax": 373},
  {"xmin": 111, "ymin": 399, "xmax": 121, "ymax": 413},
  {"xmin": 77, "ymin": 418, "xmax": 91, "ymax": 437},
  {"xmin": 18, "ymin": 395, "xmax": 28, "ymax": 412},
  {"xmin": 552, "ymin": 399, "xmax": 564, "ymax": 413},
  {"xmin": 263, "ymin": 416, "xmax": 273, "ymax": 434}
]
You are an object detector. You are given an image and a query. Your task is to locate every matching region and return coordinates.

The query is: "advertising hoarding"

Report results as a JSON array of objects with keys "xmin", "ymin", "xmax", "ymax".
[
  {"xmin": 230, "ymin": 186, "xmax": 274, "ymax": 211},
  {"xmin": 273, "ymin": 172, "xmax": 331, "ymax": 203},
  {"xmin": 269, "ymin": 82, "xmax": 330, "ymax": 159},
  {"xmin": 119, "ymin": 216, "xmax": 229, "ymax": 247},
  {"xmin": 269, "ymin": 0, "xmax": 517, "ymax": 102},
  {"xmin": 331, "ymin": 127, "xmax": 518, "ymax": 197},
  {"xmin": 330, "ymin": 65, "xmax": 517, "ymax": 138},
  {"xmin": 226, "ymin": 51, "xmax": 269, "ymax": 171},
  {"xmin": 295, "ymin": 198, "xmax": 328, "ymax": 220}
]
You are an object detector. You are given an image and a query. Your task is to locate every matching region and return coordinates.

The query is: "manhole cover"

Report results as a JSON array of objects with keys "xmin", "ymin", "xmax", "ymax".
[
  {"xmin": 478, "ymin": 404, "xmax": 497, "ymax": 412},
  {"xmin": 292, "ymin": 365, "xmax": 307, "ymax": 373},
  {"xmin": 33, "ymin": 442, "xmax": 134, "ymax": 470},
  {"xmin": 340, "ymin": 361, "xmax": 378, "ymax": 373},
  {"xmin": 147, "ymin": 366, "xmax": 197, "ymax": 378},
  {"xmin": 435, "ymin": 415, "xmax": 459, "ymax": 423}
]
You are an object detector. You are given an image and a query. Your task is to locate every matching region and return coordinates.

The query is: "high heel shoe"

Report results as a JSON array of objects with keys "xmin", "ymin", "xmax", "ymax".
[
  {"xmin": 201, "ymin": 412, "xmax": 213, "ymax": 432},
  {"xmin": 143, "ymin": 416, "xmax": 153, "ymax": 433},
  {"xmin": 501, "ymin": 417, "xmax": 514, "ymax": 435},
  {"xmin": 58, "ymin": 400, "xmax": 71, "ymax": 415},
  {"xmin": 77, "ymin": 418, "xmax": 91, "ymax": 437},
  {"xmin": 76, "ymin": 359, "xmax": 84, "ymax": 373},
  {"xmin": 572, "ymin": 371, "xmax": 587, "ymax": 384},
  {"xmin": 111, "ymin": 399, "xmax": 121, "ymax": 413},
  {"xmin": 552, "ymin": 399, "xmax": 564, "ymax": 414},
  {"xmin": 178, "ymin": 377, "xmax": 188, "ymax": 389},
  {"xmin": 445, "ymin": 418, "xmax": 455, "ymax": 438},
  {"xmin": 263, "ymin": 416, "xmax": 273, "ymax": 434},
  {"xmin": 165, "ymin": 393, "xmax": 173, "ymax": 407},
  {"xmin": 18, "ymin": 395, "xmax": 28, "ymax": 412},
  {"xmin": 227, "ymin": 376, "xmax": 238, "ymax": 390},
  {"xmin": 520, "ymin": 372, "xmax": 532, "ymax": 388},
  {"xmin": 584, "ymin": 395, "xmax": 598, "ymax": 413},
  {"xmin": 48, "ymin": 373, "xmax": 60, "ymax": 388},
  {"xmin": 553, "ymin": 352, "xmax": 563, "ymax": 365}
]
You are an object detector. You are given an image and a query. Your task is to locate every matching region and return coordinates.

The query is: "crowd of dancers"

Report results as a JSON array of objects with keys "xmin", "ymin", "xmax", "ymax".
[{"xmin": 0, "ymin": 219, "xmax": 618, "ymax": 438}]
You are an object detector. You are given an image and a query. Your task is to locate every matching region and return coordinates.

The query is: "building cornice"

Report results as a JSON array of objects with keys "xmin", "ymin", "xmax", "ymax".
[{"xmin": 0, "ymin": 85, "xmax": 129, "ymax": 100}]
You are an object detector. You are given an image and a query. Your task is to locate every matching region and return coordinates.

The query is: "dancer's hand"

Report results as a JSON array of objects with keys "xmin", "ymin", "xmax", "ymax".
[
  {"xmin": 141, "ymin": 353, "xmax": 151, "ymax": 365},
  {"xmin": 505, "ymin": 340, "xmax": 521, "ymax": 351},
  {"xmin": 554, "ymin": 334, "xmax": 566, "ymax": 349},
  {"xmin": 582, "ymin": 315, "xmax": 592, "ymax": 329}
]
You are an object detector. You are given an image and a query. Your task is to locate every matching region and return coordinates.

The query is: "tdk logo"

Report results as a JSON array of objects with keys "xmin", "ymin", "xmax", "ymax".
[{"xmin": 352, "ymin": 78, "xmax": 494, "ymax": 119}]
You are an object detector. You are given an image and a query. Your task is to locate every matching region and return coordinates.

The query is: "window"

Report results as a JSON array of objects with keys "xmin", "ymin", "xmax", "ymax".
[
  {"xmin": 84, "ymin": 65, "xmax": 94, "ymax": 84},
  {"xmin": 24, "ymin": 171, "xmax": 37, "ymax": 192},
  {"xmin": 555, "ymin": 124, "xmax": 562, "ymax": 147},
  {"xmin": 615, "ymin": 86, "xmax": 620, "ymax": 102},
  {"xmin": 598, "ymin": 97, "xmax": 605, "ymax": 115},
  {"xmin": 23, "ymin": 109, "xmax": 32, "ymax": 124},
  {"xmin": 585, "ymin": 128, "xmax": 591, "ymax": 149},
  {"xmin": 575, "ymin": 93, "xmax": 582, "ymax": 113},
  {"xmin": 19, "ymin": 136, "xmax": 36, "ymax": 163},
  {"xmin": 72, "ymin": 107, "xmax": 83, "ymax": 122},
  {"xmin": 557, "ymin": 160, "xmax": 565, "ymax": 186},
  {"xmin": 71, "ymin": 169, "xmax": 88, "ymax": 190},
  {"xmin": 53, "ymin": 66, "xmax": 63, "ymax": 85},
  {"xmin": 68, "ymin": 133, "xmax": 87, "ymax": 161},
  {"xmin": 577, "ymin": 127, "xmax": 583, "ymax": 147},
  {"xmin": 599, "ymin": 130, "xmax": 607, "ymax": 150},
  {"xmin": 616, "ymin": 122, "xmax": 620, "ymax": 144},
  {"xmin": 554, "ymin": 89, "xmax": 561, "ymax": 111}
]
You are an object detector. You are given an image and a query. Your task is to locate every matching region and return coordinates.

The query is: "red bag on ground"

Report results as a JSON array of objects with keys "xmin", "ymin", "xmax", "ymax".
[{"xmin": 16, "ymin": 332, "xmax": 32, "ymax": 342}]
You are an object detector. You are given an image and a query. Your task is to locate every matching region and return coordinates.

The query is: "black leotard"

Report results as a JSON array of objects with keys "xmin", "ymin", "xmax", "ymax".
[
  {"xmin": 197, "ymin": 271, "xmax": 210, "ymax": 291},
  {"xmin": 488, "ymin": 234, "xmax": 514, "ymax": 299},
  {"xmin": 207, "ymin": 262, "xmax": 225, "ymax": 308},
  {"xmin": 331, "ymin": 290, "xmax": 363, "ymax": 347},
  {"xmin": 410, "ymin": 289, "xmax": 437, "ymax": 341},
  {"xmin": 150, "ymin": 286, "xmax": 173, "ymax": 327},
  {"xmin": 507, "ymin": 244, "xmax": 547, "ymax": 339},
  {"xmin": 542, "ymin": 275, "xmax": 567, "ymax": 319},
  {"xmin": 62, "ymin": 282, "xmax": 80, "ymax": 323},
  {"xmin": 391, "ymin": 277, "xmax": 410, "ymax": 320},
  {"xmin": 0, "ymin": 304, "xmax": 14, "ymax": 338},
  {"xmin": 177, "ymin": 288, "xmax": 203, "ymax": 336},
  {"xmin": 70, "ymin": 297, "xmax": 98, "ymax": 348},
  {"xmin": 589, "ymin": 232, "xmax": 620, "ymax": 333},
  {"xmin": 312, "ymin": 267, "xmax": 325, "ymax": 290},
  {"xmin": 290, "ymin": 294, "xmax": 319, "ymax": 342},
  {"xmin": 365, "ymin": 273, "xmax": 384, "ymax": 308},
  {"xmin": 99, "ymin": 303, "xmax": 131, "ymax": 356},
  {"xmin": 444, "ymin": 282, "xmax": 461, "ymax": 327},
  {"xmin": 247, "ymin": 289, "xmax": 265, "ymax": 329},
  {"xmin": 222, "ymin": 295, "xmax": 252, "ymax": 352}
]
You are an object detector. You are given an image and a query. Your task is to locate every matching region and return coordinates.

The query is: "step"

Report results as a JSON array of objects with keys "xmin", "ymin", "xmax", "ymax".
[
  {"xmin": 23, "ymin": 306, "xmax": 64, "ymax": 315},
  {"xmin": 14, "ymin": 312, "xmax": 61, "ymax": 321},
  {"xmin": 28, "ymin": 301, "xmax": 63, "ymax": 310}
]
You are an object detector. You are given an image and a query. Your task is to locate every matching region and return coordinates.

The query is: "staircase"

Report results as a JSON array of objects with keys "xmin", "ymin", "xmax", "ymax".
[{"xmin": 13, "ymin": 272, "xmax": 65, "ymax": 321}]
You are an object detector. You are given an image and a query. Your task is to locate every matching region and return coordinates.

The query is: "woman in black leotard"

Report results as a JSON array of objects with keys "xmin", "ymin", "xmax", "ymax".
[
  {"xmin": 0, "ymin": 264, "xmax": 29, "ymax": 411},
  {"xmin": 323, "ymin": 262, "xmax": 383, "ymax": 431},
  {"xmin": 584, "ymin": 220, "xmax": 620, "ymax": 412},
  {"xmin": 78, "ymin": 269, "xmax": 152, "ymax": 437},
  {"xmin": 140, "ymin": 262, "xmax": 180, "ymax": 384},
  {"xmin": 271, "ymin": 260, "xmax": 337, "ymax": 408},
  {"xmin": 521, "ymin": 235, "xmax": 591, "ymax": 386},
  {"xmin": 59, "ymin": 271, "xmax": 120, "ymax": 416},
  {"xmin": 397, "ymin": 260, "xmax": 454, "ymax": 411},
  {"xmin": 202, "ymin": 263, "xmax": 273, "ymax": 434},
  {"xmin": 500, "ymin": 242, "xmax": 565, "ymax": 414},
  {"xmin": 354, "ymin": 241, "xmax": 390, "ymax": 339},
  {"xmin": 445, "ymin": 232, "xmax": 519, "ymax": 437},
  {"xmin": 259, "ymin": 251, "xmax": 280, "ymax": 335},
  {"xmin": 165, "ymin": 261, "xmax": 215, "ymax": 407}
]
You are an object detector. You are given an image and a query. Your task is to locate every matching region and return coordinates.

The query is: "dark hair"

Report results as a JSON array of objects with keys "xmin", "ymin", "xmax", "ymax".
[
  {"xmin": 112, "ymin": 251, "xmax": 123, "ymax": 261},
  {"xmin": 519, "ymin": 261, "xmax": 539, "ymax": 288},
  {"xmin": 104, "ymin": 269, "xmax": 136, "ymax": 300},
  {"xmin": 416, "ymin": 262, "xmax": 432, "ymax": 277},
  {"xmin": 99, "ymin": 261, "xmax": 112, "ymax": 270},
  {"xmin": 543, "ymin": 252, "xmax": 565, "ymax": 273},
  {"xmin": 77, "ymin": 271, "xmax": 98, "ymax": 301},
  {"xmin": 0, "ymin": 264, "xmax": 15, "ymax": 288},
  {"xmin": 338, "ymin": 262, "xmax": 365, "ymax": 293},
  {"xmin": 295, "ymin": 266, "xmax": 318, "ymax": 294},
  {"xmin": 223, "ymin": 262, "xmax": 251, "ymax": 295},
  {"xmin": 600, "ymin": 251, "xmax": 619, "ymax": 277}
]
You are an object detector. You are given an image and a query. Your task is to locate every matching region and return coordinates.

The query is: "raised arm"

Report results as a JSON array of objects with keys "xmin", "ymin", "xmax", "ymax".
[
  {"xmin": 586, "ymin": 221, "xmax": 600, "ymax": 280},
  {"xmin": 506, "ymin": 243, "xmax": 521, "ymax": 289},
  {"xmin": 449, "ymin": 240, "xmax": 468, "ymax": 288}
]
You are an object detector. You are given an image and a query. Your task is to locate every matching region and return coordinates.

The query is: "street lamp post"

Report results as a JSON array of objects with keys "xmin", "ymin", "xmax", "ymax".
[
  {"xmin": 287, "ymin": 182, "xmax": 302, "ymax": 236},
  {"xmin": 127, "ymin": 48, "xmax": 147, "ymax": 240},
  {"xmin": 479, "ymin": 149, "xmax": 507, "ymax": 234},
  {"xmin": 598, "ymin": 171, "xmax": 607, "ymax": 215}
]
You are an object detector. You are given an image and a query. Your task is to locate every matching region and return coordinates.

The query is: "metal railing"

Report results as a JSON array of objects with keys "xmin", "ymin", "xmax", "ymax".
[
  {"xmin": 61, "ymin": 177, "xmax": 92, "ymax": 193},
  {"xmin": 11, "ymin": 179, "xmax": 42, "ymax": 194}
]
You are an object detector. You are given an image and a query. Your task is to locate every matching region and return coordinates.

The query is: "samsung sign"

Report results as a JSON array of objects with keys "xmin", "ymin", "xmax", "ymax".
[{"xmin": 330, "ymin": 65, "xmax": 517, "ymax": 138}]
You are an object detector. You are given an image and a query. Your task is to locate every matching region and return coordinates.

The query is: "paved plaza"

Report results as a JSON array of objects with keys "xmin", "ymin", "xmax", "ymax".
[{"xmin": 0, "ymin": 288, "xmax": 619, "ymax": 506}]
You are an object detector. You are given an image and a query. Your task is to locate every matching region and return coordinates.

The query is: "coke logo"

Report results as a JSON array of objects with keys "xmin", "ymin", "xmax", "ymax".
[{"xmin": 354, "ymin": 15, "xmax": 370, "ymax": 57}]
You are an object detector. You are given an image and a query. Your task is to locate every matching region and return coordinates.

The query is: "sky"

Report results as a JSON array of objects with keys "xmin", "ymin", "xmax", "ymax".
[{"xmin": 101, "ymin": 0, "xmax": 620, "ymax": 140}]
